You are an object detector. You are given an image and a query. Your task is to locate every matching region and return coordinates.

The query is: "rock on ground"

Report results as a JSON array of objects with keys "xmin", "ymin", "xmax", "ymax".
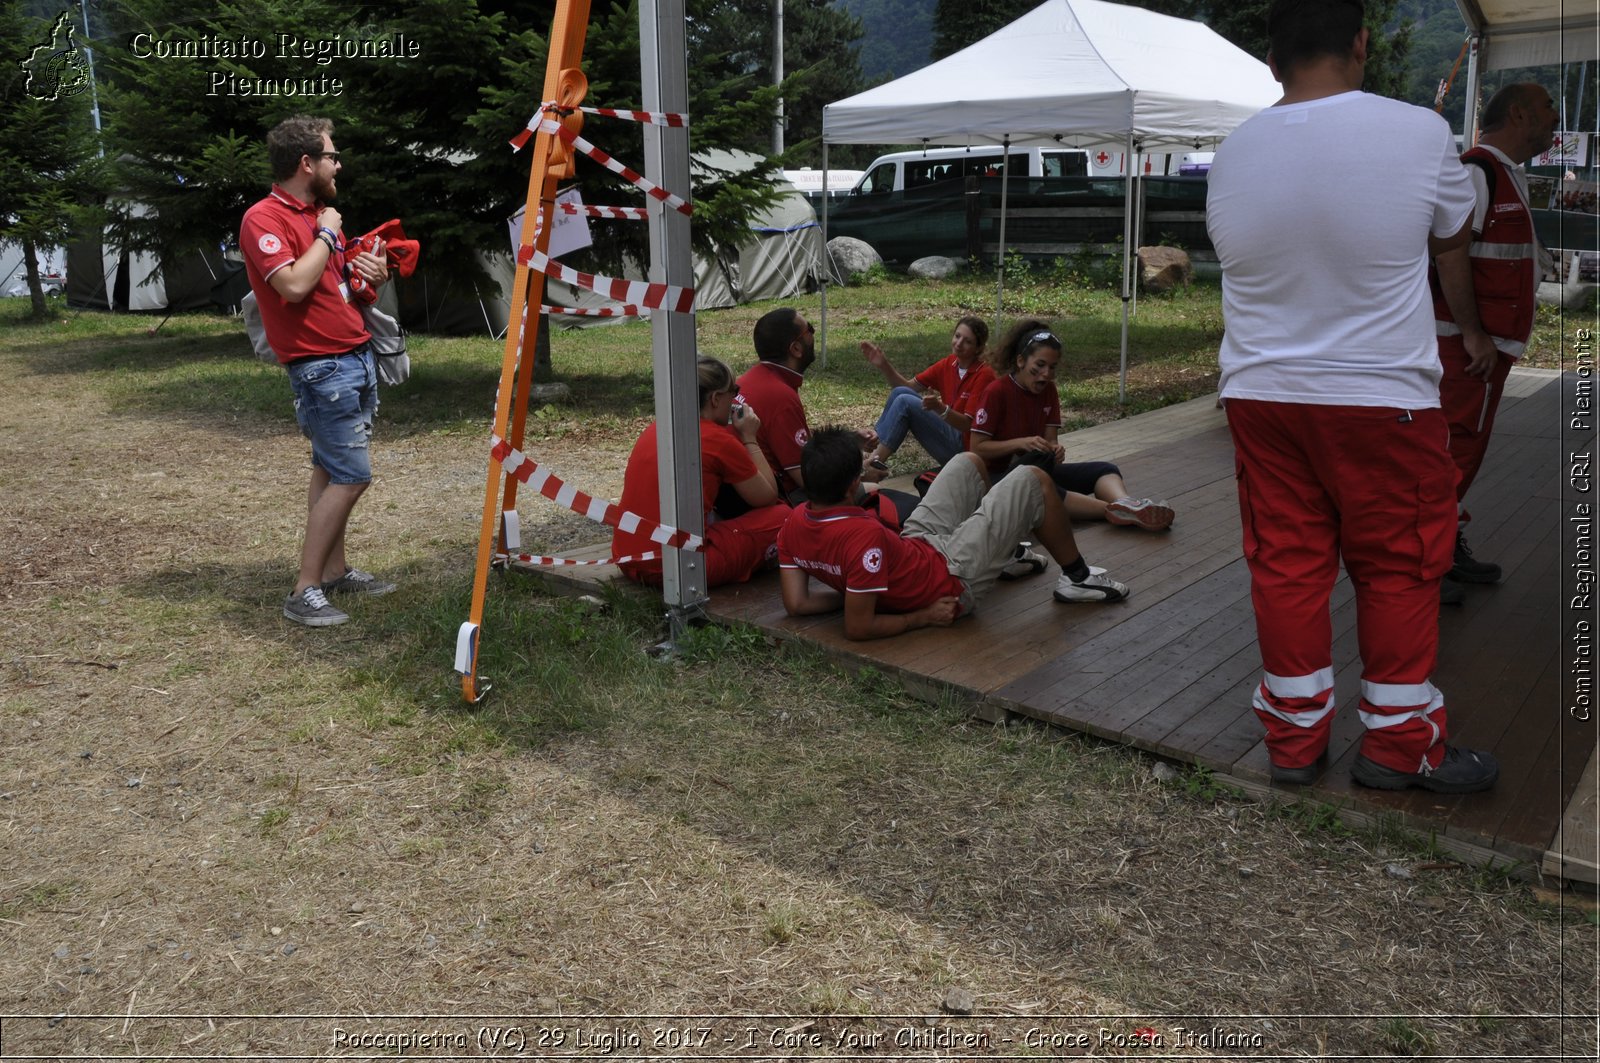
[
  {"xmin": 909, "ymin": 256, "xmax": 963, "ymax": 280},
  {"xmin": 1137, "ymin": 246, "xmax": 1192, "ymax": 293},
  {"xmin": 1537, "ymin": 280, "xmax": 1596, "ymax": 309},
  {"xmin": 828, "ymin": 237, "xmax": 883, "ymax": 283}
]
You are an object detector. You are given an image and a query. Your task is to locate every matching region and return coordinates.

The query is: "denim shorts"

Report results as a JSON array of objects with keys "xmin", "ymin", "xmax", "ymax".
[{"xmin": 286, "ymin": 346, "xmax": 377, "ymax": 484}]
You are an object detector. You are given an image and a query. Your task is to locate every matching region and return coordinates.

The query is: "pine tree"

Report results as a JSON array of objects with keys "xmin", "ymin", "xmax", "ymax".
[
  {"xmin": 1, "ymin": 4, "xmax": 108, "ymax": 318},
  {"xmin": 91, "ymin": 0, "xmax": 856, "ymax": 302}
]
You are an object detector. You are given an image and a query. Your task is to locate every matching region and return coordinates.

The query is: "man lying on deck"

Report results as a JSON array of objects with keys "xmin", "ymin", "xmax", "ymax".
[{"xmin": 776, "ymin": 426, "xmax": 1130, "ymax": 641}]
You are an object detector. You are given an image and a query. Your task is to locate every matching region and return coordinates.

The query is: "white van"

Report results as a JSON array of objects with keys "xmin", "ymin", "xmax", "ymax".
[{"xmin": 850, "ymin": 144, "xmax": 1090, "ymax": 194}]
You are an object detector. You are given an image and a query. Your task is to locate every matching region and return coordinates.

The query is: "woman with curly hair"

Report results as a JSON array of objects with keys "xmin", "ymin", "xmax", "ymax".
[{"xmin": 968, "ymin": 319, "xmax": 1174, "ymax": 530}]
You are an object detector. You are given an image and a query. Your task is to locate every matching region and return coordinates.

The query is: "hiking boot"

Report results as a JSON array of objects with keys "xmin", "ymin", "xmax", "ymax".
[
  {"xmin": 1053, "ymin": 568, "xmax": 1130, "ymax": 603},
  {"xmin": 1351, "ymin": 746, "xmax": 1499, "ymax": 794},
  {"xmin": 1450, "ymin": 532, "xmax": 1501, "ymax": 584},
  {"xmin": 1439, "ymin": 575, "xmax": 1465, "ymax": 606},
  {"xmin": 283, "ymin": 585, "xmax": 349, "ymax": 627},
  {"xmin": 1270, "ymin": 751, "xmax": 1327, "ymax": 786},
  {"xmin": 999, "ymin": 542, "xmax": 1048, "ymax": 581},
  {"xmin": 1106, "ymin": 497, "xmax": 1175, "ymax": 531},
  {"xmin": 321, "ymin": 567, "xmax": 397, "ymax": 597}
]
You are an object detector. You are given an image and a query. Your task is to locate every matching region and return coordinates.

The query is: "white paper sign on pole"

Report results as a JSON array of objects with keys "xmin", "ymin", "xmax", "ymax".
[{"xmin": 506, "ymin": 187, "xmax": 595, "ymax": 261}]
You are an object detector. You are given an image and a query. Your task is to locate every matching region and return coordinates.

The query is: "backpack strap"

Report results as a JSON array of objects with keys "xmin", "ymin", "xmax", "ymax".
[{"xmin": 1462, "ymin": 152, "xmax": 1497, "ymax": 204}]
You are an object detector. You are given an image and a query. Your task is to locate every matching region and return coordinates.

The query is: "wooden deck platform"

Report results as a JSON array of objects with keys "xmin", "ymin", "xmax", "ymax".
[{"xmin": 526, "ymin": 369, "xmax": 1597, "ymax": 884}]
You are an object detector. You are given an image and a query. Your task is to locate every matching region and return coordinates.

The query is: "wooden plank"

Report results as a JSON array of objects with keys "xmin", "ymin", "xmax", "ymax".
[
  {"xmin": 1544, "ymin": 743, "xmax": 1600, "ymax": 885},
  {"xmin": 672, "ymin": 371, "xmax": 1584, "ymax": 881},
  {"xmin": 1476, "ymin": 658, "xmax": 1589, "ymax": 855}
]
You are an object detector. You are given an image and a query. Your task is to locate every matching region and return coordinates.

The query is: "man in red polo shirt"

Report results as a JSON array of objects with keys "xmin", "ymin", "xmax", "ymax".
[
  {"xmin": 241, "ymin": 115, "xmax": 392, "ymax": 628},
  {"xmin": 735, "ymin": 307, "xmax": 877, "ymax": 502}
]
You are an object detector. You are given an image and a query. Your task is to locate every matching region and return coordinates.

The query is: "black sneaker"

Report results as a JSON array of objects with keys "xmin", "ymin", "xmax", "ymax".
[
  {"xmin": 999, "ymin": 542, "xmax": 1048, "ymax": 581},
  {"xmin": 1351, "ymin": 746, "xmax": 1499, "ymax": 794},
  {"xmin": 1270, "ymin": 751, "xmax": 1327, "ymax": 786},
  {"xmin": 1450, "ymin": 532, "xmax": 1501, "ymax": 584},
  {"xmin": 283, "ymin": 586, "xmax": 350, "ymax": 627},
  {"xmin": 1439, "ymin": 575, "xmax": 1465, "ymax": 606}
]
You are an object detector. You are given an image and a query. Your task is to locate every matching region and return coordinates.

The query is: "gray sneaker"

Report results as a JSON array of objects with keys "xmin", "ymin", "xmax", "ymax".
[
  {"xmin": 321, "ymin": 568, "xmax": 397, "ymax": 597},
  {"xmin": 1053, "ymin": 568, "xmax": 1130, "ymax": 603},
  {"xmin": 284, "ymin": 585, "xmax": 350, "ymax": 627}
]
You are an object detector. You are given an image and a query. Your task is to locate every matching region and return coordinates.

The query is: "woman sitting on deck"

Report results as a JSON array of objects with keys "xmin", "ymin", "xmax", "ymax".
[
  {"xmin": 859, "ymin": 316, "xmax": 995, "ymax": 480},
  {"xmin": 969, "ymin": 319, "xmax": 1175, "ymax": 531},
  {"xmin": 612, "ymin": 357, "xmax": 791, "ymax": 587}
]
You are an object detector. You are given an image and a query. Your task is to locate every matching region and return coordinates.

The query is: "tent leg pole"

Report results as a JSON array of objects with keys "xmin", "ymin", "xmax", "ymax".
[
  {"xmin": 994, "ymin": 134, "xmax": 1011, "ymax": 338},
  {"xmin": 820, "ymin": 141, "xmax": 829, "ymax": 369},
  {"xmin": 1463, "ymin": 35, "xmax": 1483, "ymax": 144},
  {"xmin": 1130, "ymin": 158, "xmax": 1144, "ymax": 317},
  {"xmin": 1118, "ymin": 134, "xmax": 1134, "ymax": 405}
]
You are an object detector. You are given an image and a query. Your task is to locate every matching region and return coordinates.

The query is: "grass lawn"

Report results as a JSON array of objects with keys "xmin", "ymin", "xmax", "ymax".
[{"xmin": 0, "ymin": 278, "xmax": 1594, "ymax": 1058}]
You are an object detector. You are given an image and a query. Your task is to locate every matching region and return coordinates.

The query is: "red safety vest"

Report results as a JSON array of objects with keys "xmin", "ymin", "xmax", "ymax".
[{"xmin": 1431, "ymin": 147, "xmax": 1538, "ymax": 355}]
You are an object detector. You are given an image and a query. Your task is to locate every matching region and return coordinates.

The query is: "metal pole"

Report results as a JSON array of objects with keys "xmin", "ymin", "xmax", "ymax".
[
  {"xmin": 1130, "ymin": 152, "xmax": 1144, "ymax": 318},
  {"xmin": 772, "ymin": 0, "xmax": 784, "ymax": 156},
  {"xmin": 1118, "ymin": 133, "xmax": 1134, "ymax": 404},
  {"xmin": 1462, "ymin": 35, "xmax": 1483, "ymax": 145},
  {"xmin": 819, "ymin": 140, "xmax": 829, "ymax": 369},
  {"xmin": 79, "ymin": 0, "xmax": 104, "ymax": 143},
  {"xmin": 994, "ymin": 134, "xmax": 1011, "ymax": 339},
  {"xmin": 641, "ymin": 0, "xmax": 706, "ymax": 643}
]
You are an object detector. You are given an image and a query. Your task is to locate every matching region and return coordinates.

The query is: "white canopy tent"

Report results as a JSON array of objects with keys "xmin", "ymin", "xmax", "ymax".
[
  {"xmin": 1454, "ymin": 0, "xmax": 1600, "ymax": 140},
  {"xmin": 820, "ymin": 0, "xmax": 1280, "ymax": 399},
  {"xmin": 1454, "ymin": 0, "xmax": 1599, "ymax": 73}
]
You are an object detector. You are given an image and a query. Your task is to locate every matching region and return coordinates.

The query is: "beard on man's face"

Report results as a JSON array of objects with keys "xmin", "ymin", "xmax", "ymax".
[{"xmin": 311, "ymin": 170, "xmax": 337, "ymax": 203}]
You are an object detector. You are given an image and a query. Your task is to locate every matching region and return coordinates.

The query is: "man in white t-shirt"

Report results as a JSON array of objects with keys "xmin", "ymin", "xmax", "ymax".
[
  {"xmin": 1206, "ymin": 0, "xmax": 1498, "ymax": 794},
  {"xmin": 1430, "ymin": 82, "xmax": 1559, "ymax": 592}
]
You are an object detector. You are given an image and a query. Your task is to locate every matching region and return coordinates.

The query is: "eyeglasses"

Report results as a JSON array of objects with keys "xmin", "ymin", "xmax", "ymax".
[{"xmin": 308, "ymin": 151, "xmax": 342, "ymax": 163}]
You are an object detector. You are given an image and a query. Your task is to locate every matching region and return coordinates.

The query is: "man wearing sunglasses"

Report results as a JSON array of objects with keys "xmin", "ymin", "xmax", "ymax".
[
  {"xmin": 241, "ymin": 115, "xmax": 393, "ymax": 628},
  {"xmin": 737, "ymin": 307, "xmax": 880, "ymax": 504}
]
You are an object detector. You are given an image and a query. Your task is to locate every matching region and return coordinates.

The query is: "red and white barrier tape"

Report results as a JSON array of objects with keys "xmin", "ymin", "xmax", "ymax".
[
  {"xmin": 540, "ymin": 304, "xmax": 648, "ymax": 317},
  {"xmin": 517, "ymin": 246, "xmax": 695, "ymax": 314},
  {"xmin": 490, "ymin": 436, "xmax": 703, "ymax": 554},
  {"xmin": 509, "ymin": 118, "xmax": 693, "ymax": 217},
  {"xmin": 558, "ymin": 104, "xmax": 688, "ymax": 126},
  {"xmin": 502, "ymin": 550, "xmax": 662, "ymax": 567},
  {"xmin": 510, "ymin": 106, "xmax": 687, "ymax": 149},
  {"xmin": 557, "ymin": 202, "xmax": 649, "ymax": 220}
]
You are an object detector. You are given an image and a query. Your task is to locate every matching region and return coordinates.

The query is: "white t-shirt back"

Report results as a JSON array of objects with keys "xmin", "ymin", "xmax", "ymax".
[{"xmin": 1207, "ymin": 91, "xmax": 1475, "ymax": 408}]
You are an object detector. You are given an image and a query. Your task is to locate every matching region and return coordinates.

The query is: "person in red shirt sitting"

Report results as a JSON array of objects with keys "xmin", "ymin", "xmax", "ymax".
[
  {"xmin": 858, "ymin": 315, "xmax": 995, "ymax": 478},
  {"xmin": 614, "ymin": 357, "xmax": 791, "ymax": 587},
  {"xmin": 777, "ymin": 427, "xmax": 1130, "ymax": 640},
  {"xmin": 970, "ymin": 319, "xmax": 1174, "ymax": 531}
]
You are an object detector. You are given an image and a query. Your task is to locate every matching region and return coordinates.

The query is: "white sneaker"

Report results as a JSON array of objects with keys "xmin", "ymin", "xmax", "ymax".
[{"xmin": 1053, "ymin": 570, "xmax": 1130, "ymax": 603}]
